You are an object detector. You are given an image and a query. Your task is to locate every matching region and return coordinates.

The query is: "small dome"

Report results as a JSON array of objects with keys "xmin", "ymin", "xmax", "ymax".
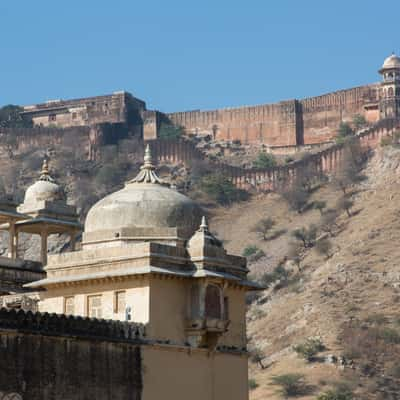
[
  {"xmin": 24, "ymin": 159, "xmax": 65, "ymax": 204},
  {"xmin": 84, "ymin": 146, "xmax": 202, "ymax": 242},
  {"xmin": 381, "ymin": 53, "xmax": 400, "ymax": 70}
]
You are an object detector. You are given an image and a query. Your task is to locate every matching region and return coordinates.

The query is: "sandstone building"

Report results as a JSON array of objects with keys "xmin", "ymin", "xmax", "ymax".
[
  {"xmin": 18, "ymin": 54, "xmax": 400, "ymax": 149},
  {"xmin": 0, "ymin": 149, "xmax": 261, "ymax": 400}
]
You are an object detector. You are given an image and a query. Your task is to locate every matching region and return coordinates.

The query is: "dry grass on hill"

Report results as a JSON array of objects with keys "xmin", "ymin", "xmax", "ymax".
[{"xmin": 210, "ymin": 146, "xmax": 400, "ymax": 399}]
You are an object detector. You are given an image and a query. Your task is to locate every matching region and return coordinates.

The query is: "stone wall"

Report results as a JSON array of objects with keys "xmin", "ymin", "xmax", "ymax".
[
  {"xmin": 0, "ymin": 308, "xmax": 144, "ymax": 400},
  {"xmin": 146, "ymin": 118, "xmax": 400, "ymax": 193},
  {"xmin": 167, "ymin": 84, "xmax": 380, "ymax": 146}
]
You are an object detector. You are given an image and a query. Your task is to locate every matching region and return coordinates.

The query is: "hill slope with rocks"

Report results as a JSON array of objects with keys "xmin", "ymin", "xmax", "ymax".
[{"xmin": 210, "ymin": 145, "xmax": 400, "ymax": 400}]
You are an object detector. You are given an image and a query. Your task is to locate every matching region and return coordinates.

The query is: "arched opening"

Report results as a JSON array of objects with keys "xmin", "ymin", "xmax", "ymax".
[{"xmin": 205, "ymin": 284, "xmax": 222, "ymax": 319}]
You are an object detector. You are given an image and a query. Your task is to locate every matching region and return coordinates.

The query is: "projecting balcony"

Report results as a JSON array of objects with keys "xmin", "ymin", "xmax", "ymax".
[{"xmin": 186, "ymin": 317, "xmax": 230, "ymax": 334}]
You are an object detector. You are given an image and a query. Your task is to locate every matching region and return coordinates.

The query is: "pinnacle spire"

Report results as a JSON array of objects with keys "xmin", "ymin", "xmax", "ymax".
[
  {"xmin": 199, "ymin": 216, "xmax": 209, "ymax": 232},
  {"xmin": 128, "ymin": 144, "xmax": 164, "ymax": 184},
  {"xmin": 39, "ymin": 157, "xmax": 55, "ymax": 183}
]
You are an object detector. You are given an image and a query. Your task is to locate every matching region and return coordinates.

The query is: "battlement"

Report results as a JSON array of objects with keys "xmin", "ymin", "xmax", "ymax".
[{"xmin": 0, "ymin": 307, "xmax": 146, "ymax": 342}]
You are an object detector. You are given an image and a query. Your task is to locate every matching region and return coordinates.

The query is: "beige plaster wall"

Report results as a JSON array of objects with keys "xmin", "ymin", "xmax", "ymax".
[
  {"xmin": 142, "ymin": 346, "xmax": 249, "ymax": 400},
  {"xmin": 39, "ymin": 277, "xmax": 150, "ymax": 323}
]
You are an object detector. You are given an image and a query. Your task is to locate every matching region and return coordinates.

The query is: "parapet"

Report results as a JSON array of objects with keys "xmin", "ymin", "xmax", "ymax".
[{"xmin": 0, "ymin": 308, "xmax": 146, "ymax": 342}]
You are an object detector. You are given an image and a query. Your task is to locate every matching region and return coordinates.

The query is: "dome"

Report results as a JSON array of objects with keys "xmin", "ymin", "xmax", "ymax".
[
  {"xmin": 84, "ymin": 146, "xmax": 202, "ymax": 243},
  {"xmin": 24, "ymin": 159, "xmax": 65, "ymax": 204},
  {"xmin": 381, "ymin": 53, "xmax": 400, "ymax": 70}
]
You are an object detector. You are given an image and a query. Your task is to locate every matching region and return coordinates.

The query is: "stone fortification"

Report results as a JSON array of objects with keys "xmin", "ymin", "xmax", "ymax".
[
  {"xmin": 0, "ymin": 308, "xmax": 143, "ymax": 400},
  {"xmin": 167, "ymin": 84, "xmax": 380, "ymax": 146}
]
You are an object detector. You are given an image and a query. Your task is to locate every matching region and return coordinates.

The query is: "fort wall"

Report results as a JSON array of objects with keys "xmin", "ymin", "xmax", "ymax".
[{"xmin": 167, "ymin": 84, "xmax": 381, "ymax": 146}]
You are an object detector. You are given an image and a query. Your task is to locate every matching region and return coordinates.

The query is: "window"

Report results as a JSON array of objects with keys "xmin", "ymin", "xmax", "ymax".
[
  {"xmin": 223, "ymin": 296, "xmax": 229, "ymax": 320},
  {"xmin": 48, "ymin": 114, "xmax": 57, "ymax": 122},
  {"xmin": 64, "ymin": 297, "xmax": 74, "ymax": 315},
  {"xmin": 71, "ymin": 112, "xmax": 77, "ymax": 120},
  {"xmin": 205, "ymin": 285, "xmax": 222, "ymax": 319},
  {"xmin": 114, "ymin": 291, "xmax": 126, "ymax": 314},
  {"xmin": 87, "ymin": 295, "xmax": 102, "ymax": 318}
]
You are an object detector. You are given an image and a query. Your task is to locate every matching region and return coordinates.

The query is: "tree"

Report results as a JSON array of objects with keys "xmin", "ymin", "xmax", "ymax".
[
  {"xmin": 337, "ymin": 122, "xmax": 354, "ymax": 140},
  {"xmin": 271, "ymin": 374, "xmax": 308, "ymax": 397},
  {"xmin": 292, "ymin": 225, "xmax": 318, "ymax": 249},
  {"xmin": 251, "ymin": 217, "xmax": 276, "ymax": 240},
  {"xmin": 318, "ymin": 387, "xmax": 353, "ymax": 400},
  {"xmin": 332, "ymin": 142, "xmax": 365, "ymax": 195},
  {"xmin": 249, "ymin": 345, "xmax": 266, "ymax": 369},
  {"xmin": 199, "ymin": 173, "xmax": 249, "ymax": 205},
  {"xmin": 260, "ymin": 265, "xmax": 289, "ymax": 288},
  {"xmin": 293, "ymin": 337, "xmax": 325, "ymax": 362},
  {"xmin": 352, "ymin": 114, "xmax": 367, "ymax": 131},
  {"xmin": 320, "ymin": 209, "xmax": 339, "ymax": 236},
  {"xmin": 253, "ymin": 152, "xmax": 277, "ymax": 169},
  {"xmin": 281, "ymin": 181, "xmax": 310, "ymax": 213},
  {"xmin": 158, "ymin": 123, "xmax": 184, "ymax": 139},
  {"xmin": 0, "ymin": 105, "xmax": 32, "ymax": 128},
  {"xmin": 287, "ymin": 242, "xmax": 302, "ymax": 272},
  {"xmin": 314, "ymin": 200, "xmax": 327, "ymax": 215},
  {"xmin": 337, "ymin": 196, "xmax": 354, "ymax": 218},
  {"xmin": 316, "ymin": 238, "xmax": 333, "ymax": 259}
]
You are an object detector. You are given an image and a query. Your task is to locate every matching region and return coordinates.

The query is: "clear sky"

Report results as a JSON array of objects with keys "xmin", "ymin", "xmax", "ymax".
[{"xmin": 1, "ymin": 0, "xmax": 399, "ymax": 112}]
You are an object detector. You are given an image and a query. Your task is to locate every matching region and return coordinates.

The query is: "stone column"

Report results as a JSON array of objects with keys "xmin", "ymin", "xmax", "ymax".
[
  {"xmin": 70, "ymin": 231, "xmax": 78, "ymax": 251},
  {"xmin": 40, "ymin": 228, "xmax": 48, "ymax": 266},
  {"xmin": 8, "ymin": 220, "xmax": 17, "ymax": 259}
]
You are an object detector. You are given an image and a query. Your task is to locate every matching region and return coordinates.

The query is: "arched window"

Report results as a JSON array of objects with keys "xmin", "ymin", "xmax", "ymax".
[
  {"xmin": 190, "ymin": 284, "xmax": 201, "ymax": 319},
  {"xmin": 205, "ymin": 285, "xmax": 222, "ymax": 319},
  {"xmin": 389, "ymin": 87, "xmax": 394, "ymax": 97}
]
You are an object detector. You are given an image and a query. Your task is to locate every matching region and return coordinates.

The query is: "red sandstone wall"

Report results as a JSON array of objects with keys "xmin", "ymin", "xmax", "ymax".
[
  {"xmin": 168, "ymin": 100, "xmax": 299, "ymax": 146},
  {"xmin": 167, "ymin": 83, "xmax": 380, "ymax": 147}
]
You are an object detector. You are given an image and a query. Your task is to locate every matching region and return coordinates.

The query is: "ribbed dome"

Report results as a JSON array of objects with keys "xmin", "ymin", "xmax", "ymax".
[
  {"xmin": 382, "ymin": 54, "xmax": 400, "ymax": 70},
  {"xmin": 24, "ymin": 159, "xmax": 65, "ymax": 204},
  {"xmin": 84, "ymin": 146, "xmax": 202, "ymax": 242}
]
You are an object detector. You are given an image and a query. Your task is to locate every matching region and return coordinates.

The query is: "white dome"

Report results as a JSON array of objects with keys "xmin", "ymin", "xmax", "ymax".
[
  {"xmin": 23, "ymin": 159, "xmax": 64, "ymax": 204},
  {"xmin": 381, "ymin": 54, "xmax": 400, "ymax": 70},
  {"xmin": 84, "ymin": 145, "xmax": 203, "ymax": 242},
  {"xmin": 24, "ymin": 180, "xmax": 64, "ymax": 203}
]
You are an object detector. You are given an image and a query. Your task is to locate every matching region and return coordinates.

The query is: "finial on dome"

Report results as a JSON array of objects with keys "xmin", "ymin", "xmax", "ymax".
[
  {"xmin": 39, "ymin": 157, "xmax": 55, "ymax": 183},
  {"xmin": 128, "ymin": 144, "xmax": 164, "ymax": 184},
  {"xmin": 199, "ymin": 216, "xmax": 209, "ymax": 232}
]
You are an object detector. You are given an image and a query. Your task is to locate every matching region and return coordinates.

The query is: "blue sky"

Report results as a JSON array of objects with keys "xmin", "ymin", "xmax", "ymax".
[{"xmin": 1, "ymin": 0, "xmax": 399, "ymax": 112}]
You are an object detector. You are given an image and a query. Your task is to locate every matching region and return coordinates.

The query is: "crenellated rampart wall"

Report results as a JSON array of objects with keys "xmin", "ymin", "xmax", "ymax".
[{"xmin": 167, "ymin": 84, "xmax": 380, "ymax": 146}]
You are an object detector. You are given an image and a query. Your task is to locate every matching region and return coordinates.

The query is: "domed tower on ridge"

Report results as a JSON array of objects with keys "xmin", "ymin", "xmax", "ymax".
[{"xmin": 379, "ymin": 53, "xmax": 400, "ymax": 119}]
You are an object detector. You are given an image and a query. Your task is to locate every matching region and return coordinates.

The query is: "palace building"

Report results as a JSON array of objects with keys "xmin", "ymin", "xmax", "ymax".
[{"xmin": 0, "ymin": 147, "xmax": 261, "ymax": 400}]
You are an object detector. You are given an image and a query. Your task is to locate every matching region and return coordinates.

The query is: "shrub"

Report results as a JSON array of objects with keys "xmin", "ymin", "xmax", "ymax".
[
  {"xmin": 320, "ymin": 209, "xmax": 339, "ymax": 236},
  {"xmin": 318, "ymin": 389, "xmax": 352, "ymax": 400},
  {"xmin": 337, "ymin": 122, "xmax": 354, "ymax": 139},
  {"xmin": 271, "ymin": 374, "xmax": 308, "ymax": 397},
  {"xmin": 158, "ymin": 123, "xmax": 184, "ymax": 139},
  {"xmin": 293, "ymin": 337, "xmax": 325, "ymax": 361},
  {"xmin": 0, "ymin": 105, "xmax": 32, "ymax": 128},
  {"xmin": 352, "ymin": 114, "xmax": 367, "ymax": 131},
  {"xmin": 248, "ymin": 378, "xmax": 259, "ymax": 391},
  {"xmin": 380, "ymin": 327, "xmax": 400, "ymax": 344},
  {"xmin": 242, "ymin": 245, "xmax": 259, "ymax": 258},
  {"xmin": 315, "ymin": 238, "xmax": 333, "ymax": 259},
  {"xmin": 281, "ymin": 182, "xmax": 310, "ymax": 213},
  {"xmin": 287, "ymin": 242, "xmax": 302, "ymax": 271},
  {"xmin": 251, "ymin": 217, "xmax": 276, "ymax": 240},
  {"xmin": 249, "ymin": 345, "xmax": 266, "ymax": 369},
  {"xmin": 314, "ymin": 200, "xmax": 327, "ymax": 215},
  {"xmin": 336, "ymin": 196, "xmax": 354, "ymax": 218},
  {"xmin": 260, "ymin": 265, "xmax": 289, "ymax": 288},
  {"xmin": 253, "ymin": 152, "xmax": 277, "ymax": 169},
  {"xmin": 292, "ymin": 225, "xmax": 317, "ymax": 249},
  {"xmin": 199, "ymin": 173, "xmax": 249, "ymax": 205}
]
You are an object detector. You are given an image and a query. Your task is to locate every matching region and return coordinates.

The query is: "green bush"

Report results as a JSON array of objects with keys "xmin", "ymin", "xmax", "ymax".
[
  {"xmin": 352, "ymin": 114, "xmax": 367, "ymax": 131},
  {"xmin": 380, "ymin": 327, "xmax": 400, "ymax": 344},
  {"xmin": 292, "ymin": 225, "xmax": 318, "ymax": 249},
  {"xmin": 253, "ymin": 152, "xmax": 277, "ymax": 169},
  {"xmin": 199, "ymin": 173, "xmax": 249, "ymax": 205},
  {"xmin": 242, "ymin": 245, "xmax": 265, "ymax": 261},
  {"xmin": 271, "ymin": 374, "xmax": 307, "ymax": 397},
  {"xmin": 158, "ymin": 123, "xmax": 184, "ymax": 139},
  {"xmin": 318, "ymin": 386, "xmax": 353, "ymax": 400},
  {"xmin": 337, "ymin": 122, "xmax": 354, "ymax": 139},
  {"xmin": 248, "ymin": 378, "xmax": 259, "ymax": 391},
  {"xmin": 260, "ymin": 265, "xmax": 289, "ymax": 288},
  {"xmin": 293, "ymin": 337, "xmax": 325, "ymax": 361},
  {"xmin": 0, "ymin": 105, "xmax": 32, "ymax": 128}
]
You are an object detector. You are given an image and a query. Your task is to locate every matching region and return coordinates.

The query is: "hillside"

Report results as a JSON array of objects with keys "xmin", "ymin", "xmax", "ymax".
[{"xmin": 210, "ymin": 145, "xmax": 400, "ymax": 399}]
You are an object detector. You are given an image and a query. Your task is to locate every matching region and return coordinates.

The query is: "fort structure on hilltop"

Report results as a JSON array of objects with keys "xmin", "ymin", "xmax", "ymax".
[{"xmin": 17, "ymin": 54, "xmax": 400, "ymax": 149}]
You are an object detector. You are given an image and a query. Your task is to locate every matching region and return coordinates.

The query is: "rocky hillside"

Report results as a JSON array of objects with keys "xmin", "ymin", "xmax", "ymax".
[{"xmin": 211, "ymin": 145, "xmax": 400, "ymax": 399}]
